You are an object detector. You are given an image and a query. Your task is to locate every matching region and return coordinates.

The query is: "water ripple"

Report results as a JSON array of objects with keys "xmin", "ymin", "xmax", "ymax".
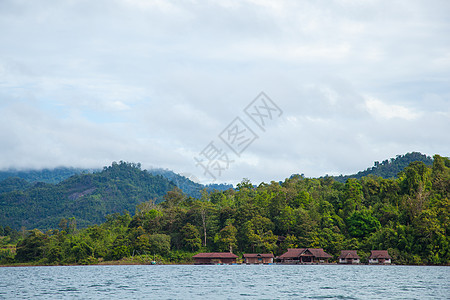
[{"xmin": 0, "ymin": 265, "xmax": 449, "ymax": 299}]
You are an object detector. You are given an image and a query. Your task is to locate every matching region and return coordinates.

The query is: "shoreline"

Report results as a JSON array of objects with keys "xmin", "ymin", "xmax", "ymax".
[{"xmin": 1, "ymin": 262, "xmax": 448, "ymax": 267}]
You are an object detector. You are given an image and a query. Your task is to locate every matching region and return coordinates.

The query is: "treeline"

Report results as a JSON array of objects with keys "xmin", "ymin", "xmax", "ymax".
[
  {"xmin": 0, "ymin": 163, "xmax": 233, "ymax": 230},
  {"xmin": 333, "ymin": 152, "xmax": 433, "ymax": 182},
  {"xmin": 1, "ymin": 155, "xmax": 449, "ymax": 265},
  {"xmin": 148, "ymin": 168, "xmax": 233, "ymax": 198},
  {"xmin": 0, "ymin": 162, "xmax": 176, "ymax": 229}
]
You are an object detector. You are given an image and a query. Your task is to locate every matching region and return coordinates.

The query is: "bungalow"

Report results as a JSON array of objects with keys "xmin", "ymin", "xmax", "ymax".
[
  {"xmin": 338, "ymin": 250, "xmax": 360, "ymax": 264},
  {"xmin": 278, "ymin": 248, "xmax": 332, "ymax": 264},
  {"xmin": 368, "ymin": 250, "xmax": 392, "ymax": 264},
  {"xmin": 243, "ymin": 253, "xmax": 274, "ymax": 264},
  {"xmin": 192, "ymin": 252, "xmax": 238, "ymax": 265}
]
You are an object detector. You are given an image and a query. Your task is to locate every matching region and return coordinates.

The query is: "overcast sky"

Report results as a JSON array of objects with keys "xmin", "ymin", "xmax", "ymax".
[{"xmin": 1, "ymin": 0, "xmax": 449, "ymax": 185}]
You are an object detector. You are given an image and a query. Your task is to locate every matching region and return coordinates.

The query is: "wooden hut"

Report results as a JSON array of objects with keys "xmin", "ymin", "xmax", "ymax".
[
  {"xmin": 192, "ymin": 252, "xmax": 238, "ymax": 265},
  {"xmin": 278, "ymin": 248, "xmax": 332, "ymax": 264},
  {"xmin": 243, "ymin": 253, "xmax": 274, "ymax": 264},
  {"xmin": 368, "ymin": 250, "xmax": 392, "ymax": 264},
  {"xmin": 338, "ymin": 250, "xmax": 360, "ymax": 264}
]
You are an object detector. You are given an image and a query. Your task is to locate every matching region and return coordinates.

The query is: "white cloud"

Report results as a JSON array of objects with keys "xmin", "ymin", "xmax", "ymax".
[
  {"xmin": 365, "ymin": 97, "xmax": 421, "ymax": 120},
  {"xmin": 0, "ymin": 0, "xmax": 449, "ymax": 184}
]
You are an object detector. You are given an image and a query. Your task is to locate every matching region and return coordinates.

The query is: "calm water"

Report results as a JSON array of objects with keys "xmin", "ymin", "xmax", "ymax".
[{"xmin": 0, "ymin": 265, "xmax": 448, "ymax": 299}]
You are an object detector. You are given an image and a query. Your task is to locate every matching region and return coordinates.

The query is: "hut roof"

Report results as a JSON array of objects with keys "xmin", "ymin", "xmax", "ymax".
[
  {"xmin": 192, "ymin": 252, "xmax": 238, "ymax": 259},
  {"xmin": 339, "ymin": 250, "xmax": 360, "ymax": 259},
  {"xmin": 369, "ymin": 250, "xmax": 392, "ymax": 259},
  {"xmin": 279, "ymin": 248, "xmax": 332, "ymax": 259},
  {"xmin": 243, "ymin": 253, "xmax": 274, "ymax": 258},
  {"xmin": 278, "ymin": 248, "xmax": 306, "ymax": 259},
  {"xmin": 306, "ymin": 248, "xmax": 333, "ymax": 258}
]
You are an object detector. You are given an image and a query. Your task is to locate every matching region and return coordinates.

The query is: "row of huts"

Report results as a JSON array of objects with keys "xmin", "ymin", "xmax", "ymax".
[{"xmin": 192, "ymin": 249, "xmax": 392, "ymax": 265}]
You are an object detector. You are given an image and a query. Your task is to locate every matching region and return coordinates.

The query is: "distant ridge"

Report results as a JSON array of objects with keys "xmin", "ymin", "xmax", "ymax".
[
  {"xmin": 332, "ymin": 152, "xmax": 433, "ymax": 183},
  {"xmin": 0, "ymin": 166, "xmax": 233, "ymax": 198},
  {"xmin": 0, "ymin": 162, "xmax": 176, "ymax": 230},
  {"xmin": 148, "ymin": 168, "xmax": 233, "ymax": 198},
  {"xmin": 0, "ymin": 167, "xmax": 92, "ymax": 184},
  {"xmin": 0, "ymin": 162, "xmax": 234, "ymax": 230}
]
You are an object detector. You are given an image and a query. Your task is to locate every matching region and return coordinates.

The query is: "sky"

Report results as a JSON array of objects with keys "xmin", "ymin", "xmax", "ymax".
[{"xmin": 0, "ymin": 0, "xmax": 449, "ymax": 185}]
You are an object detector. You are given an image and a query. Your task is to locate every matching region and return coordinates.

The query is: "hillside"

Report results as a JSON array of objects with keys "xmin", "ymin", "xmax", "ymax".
[
  {"xmin": 0, "ymin": 152, "xmax": 439, "ymax": 231},
  {"xmin": 3, "ymin": 154, "xmax": 449, "ymax": 266},
  {"xmin": 148, "ymin": 168, "xmax": 233, "ymax": 198},
  {"xmin": 0, "ymin": 162, "xmax": 176, "ymax": 230},
  {"xmin": 333, "ymin": 152, "xmax": 434, "ymax": 183},
  {"xmin": 0, "ymin": 166, "xmax": 233, "ymax": 199}
]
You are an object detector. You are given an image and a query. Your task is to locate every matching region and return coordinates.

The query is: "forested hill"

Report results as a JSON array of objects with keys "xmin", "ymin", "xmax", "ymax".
[
  {"xmin": 0, "ymin": 166, "xmax": 233, "ymax": 198},
  {"xmin": 0, "ymin": 162, "xmax": 176, "ymax": 230},
  {"xmin": 333, "ymin": 152, "xmax": 433, "ymax": 183},
  {"xmin": 3, "ymin": 155, "xmax": 449, "ymax": 266},
  {"xmin": 148, "ymin": 168, "xmax": 233, "ymax": 198}
]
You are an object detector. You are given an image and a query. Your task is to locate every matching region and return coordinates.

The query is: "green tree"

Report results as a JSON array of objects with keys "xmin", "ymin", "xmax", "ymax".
[
  {"xmin": 217, "ymin": 224, "xmax": 237, "ymax": 253},
  {"xmin": 15, "ymin": 229, "xmax": 48, "ymax": 262},
  {"xmin": 181, "ymin": 223, "xmax": 201, "ymax": 251},
  {"xmin": 342, "ymin": 179, "xmax": 364, "ymax": 217},
  {"xmin": 346, "ymin": 210, "xmax": 381, "ymax": 239}
]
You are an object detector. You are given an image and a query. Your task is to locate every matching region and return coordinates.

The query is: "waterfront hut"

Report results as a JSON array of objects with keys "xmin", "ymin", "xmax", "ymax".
[
  {"xmin": 278, "ymin": 248, "xmax": 332, "ymax": 264},
  {"xmin": 192, "ymin": 252, "xmax": 238, "ymax": 265},
  {"xmin": 338, "ymin": 250, "xmax": 360, "ymax": 264},
  {"xmin": 368, "ymin": 250, "xmax": 392, "ymax": 264},
  {"xmin": 243, "ymin": 253, "xmax": 274, "ymax": 264}
]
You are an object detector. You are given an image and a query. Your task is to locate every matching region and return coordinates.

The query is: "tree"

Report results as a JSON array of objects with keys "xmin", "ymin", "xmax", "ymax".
[
  {"xmin": 181, "ymin": 223, "xmax": 201, "ymax": 251},
  {"xmin": 191, "ymin": 195, "xmax": 215, "ymax": 247},
  {"xmin": 15, "ymin": 229, "xmax": 48, "ymax": 262},
  {"xmin": 281, "ymin": 234, "xmax": 298, "ymax": 251},
  {"xmin": 217, "ymin": 224, "xmax": 237, "ymax": 253},
  {"xmin": 275, "ymin": 206, "xmax": 296, "ymax": 234},
  {"xmin": 346, "ymin": 210, "xmax": 381, "ymax": 239},
  {"xmin": 342, "ymin": 179, "xmax": 364, "ymax": 217},
  {"xmin": 147, "ymin": 234, "xmax": 171, "ymax": 255},
  {"xmin": 401, "ymin": 161, "xmax": 431, "ymax": 195},
  {"xmin": 162, "ymin": 187, "xmax": 185, "ymax": 208}
]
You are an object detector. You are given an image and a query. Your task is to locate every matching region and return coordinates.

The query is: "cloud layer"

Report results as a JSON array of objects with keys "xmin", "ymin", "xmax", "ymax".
[{"xmin": 1, "ymin": 0, "xmax": 449, "ymax": 184}]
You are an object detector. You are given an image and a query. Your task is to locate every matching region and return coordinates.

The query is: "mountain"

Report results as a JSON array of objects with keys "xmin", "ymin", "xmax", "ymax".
[
  {"xmin": 0, "ymin": 177, "xmax": 32, "ymax": 194},
  {"xmin": 332, "ymin": 152, "xmax": 434, "ymax": 183},
  {"xmin": 0, "ymin": 162, "xmax": 176, "ymax": 230},
  {"xmin": 0, "ymin": 166, "xmax": 233, "ymax": 199},
  {"xmin": 0, "ymin": 167, "xmax": 93, "ymax": 184},
  {"xmin": 4, "ymin": 154, "xmax": 449, "ymax": 266},
  {"xmin": 148, "ymin": 168, "xmax": 233, "ymax": 198},
  {"xmin": 0, "ymin": 152, "xmax": 436, "ymax": 230}
]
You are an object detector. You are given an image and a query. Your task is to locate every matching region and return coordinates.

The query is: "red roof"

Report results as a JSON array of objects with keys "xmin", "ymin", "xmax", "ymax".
[
  {"xmin": 243, "ymin": 253, "xmax": 274, "ymax": 258},
  {"xmin": 279, "ymin": 248, "xmax": 332, "ymax": 259},
  {"xmin": 369, "ymin": 250, "xmax": 392, "ymax": 259},
  {"xmin": 339, "ymin": 250, "xmax": 360, "ymax": 259},
  {"xmin": 306, "ymin": 248, "xmax": 333, "ymax": 258},
  {"xmin": 192, "ymin": 252, "xmax": 238, "ymax": 259},
  {"xmin": 278, "ymin": 248, "xmax": 306, "ymax": 258}
]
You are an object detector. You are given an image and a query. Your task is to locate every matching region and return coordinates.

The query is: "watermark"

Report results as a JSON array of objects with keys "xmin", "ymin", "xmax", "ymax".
[
  {"xmin": 178, "ymin": 173, "xmax": 201, "ymax": 184},
  {"xmin": 194, "ymin": 141, "xmax": 234, "ymax": 179},
  {"xmin": 219, "ymin": 117, "xmax": 258, "ymax": 156},
  {"xmin": 245, "ymin": 92, "xmax": 283, "ymax": 131},
  {"xmin": 194, "ymin": 92, "xmax": 283, "ymax": 181}
]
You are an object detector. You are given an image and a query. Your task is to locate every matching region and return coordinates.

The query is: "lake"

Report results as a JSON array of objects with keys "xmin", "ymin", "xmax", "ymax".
[{"xmin": 0, "ymin": 265, "xmax": 448, "ymax": 299}]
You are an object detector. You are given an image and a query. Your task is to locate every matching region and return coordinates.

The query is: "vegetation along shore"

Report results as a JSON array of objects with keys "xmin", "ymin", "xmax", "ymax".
[{"xmin": 0, "ymin": 153, "xmax": 448, "ymax": 266}]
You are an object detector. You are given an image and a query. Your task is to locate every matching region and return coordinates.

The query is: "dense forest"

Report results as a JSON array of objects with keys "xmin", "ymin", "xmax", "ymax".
[
  {"xmin": 333, "ymin": 152, "xmax": 433, "ymax": 182},
  {"xmin": 0, "ymin": 166, "xmax": 232, "ymax": 215},
  {"xmin": 1, "ymin": 154, "xmax": 448, "ymax": 266},
  {"xmin": 148, "ymin": 168, "xmax": 233, "ymax": 198},
  {"xmin": 0, "ymin": 162, "xmax": 176, "ymax": 229}
]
